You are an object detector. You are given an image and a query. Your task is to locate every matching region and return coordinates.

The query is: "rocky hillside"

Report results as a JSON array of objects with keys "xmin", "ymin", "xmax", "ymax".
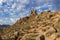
[{"xmin": 0, "ymin": 10, "xmax": 60, "ymax": 40}]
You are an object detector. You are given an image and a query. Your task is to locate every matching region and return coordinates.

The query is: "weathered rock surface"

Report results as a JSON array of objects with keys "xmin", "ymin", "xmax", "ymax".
[{"xmin": 0, "ymin": 10, "xmax": 60, "ymax": 40}]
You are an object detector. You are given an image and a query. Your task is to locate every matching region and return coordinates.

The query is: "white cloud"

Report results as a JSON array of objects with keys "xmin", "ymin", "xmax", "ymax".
[
  {"xmin": 9, "ymin": 18, "xmax": 20, "ymax": 25},
  {"xmin": 16, "ymin": 5, "xmax": 25, "ymax": 11},
  {"xmin": 0, "ymin": 17, "xmax": 20, "ymax": 25},
  {"xmin": 10, "ymin": 18, "xmax": 16, "ymax": 23},
  {"xmin": 35, "ymin": 6, "xmax": 41, "ymax": 9},
  {"xmin": 20, "ymin": 0, "xmax": 29, "ymax": 4},
  {"xmin": 0, "ymin": 0, "xmax": 3, "ymax": 4},
  {"xmin": 12, "ymin": 3, "xmax": 16, "ymax": 9},
  {"xmin": 0, "ymin": 20, "xmax": 3, "ymax": 25}
]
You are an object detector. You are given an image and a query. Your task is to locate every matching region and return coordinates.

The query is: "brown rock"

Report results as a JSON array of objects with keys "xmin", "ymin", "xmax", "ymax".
[{"xmin": 1, "ymin": 10, "xmax": 60, "ymax": 40}]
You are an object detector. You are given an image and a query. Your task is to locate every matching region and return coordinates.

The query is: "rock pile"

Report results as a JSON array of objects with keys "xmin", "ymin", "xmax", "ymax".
[{"xmin": 0, "ymin": 10, "xmax": 60, "ymax": 40}]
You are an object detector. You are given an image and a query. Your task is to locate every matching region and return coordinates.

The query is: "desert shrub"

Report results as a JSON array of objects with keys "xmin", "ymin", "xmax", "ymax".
[{"xmin": 25, "ymin": 38, "xmax": 35, "ymax": 40}]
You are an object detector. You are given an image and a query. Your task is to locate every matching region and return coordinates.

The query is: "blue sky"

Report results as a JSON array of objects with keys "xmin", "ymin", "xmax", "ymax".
[{"xmin": 0, "ymin": 0, "xmax": 60, "ymax": 25}]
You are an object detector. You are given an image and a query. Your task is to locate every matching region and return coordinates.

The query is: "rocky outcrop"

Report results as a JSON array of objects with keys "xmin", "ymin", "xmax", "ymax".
[
  {"xmin": 1, "ymin": 10, "xmax": 60, "ymax": 40},
  {"xmin": 30, "ymin": 10, "xmax": 37, "ymax": 17}
]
